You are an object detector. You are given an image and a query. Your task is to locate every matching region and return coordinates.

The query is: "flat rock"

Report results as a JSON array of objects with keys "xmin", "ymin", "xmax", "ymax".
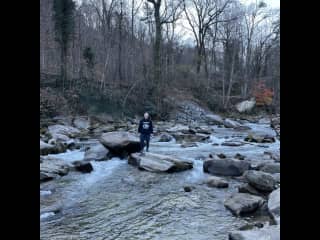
[
  {"xmin": 128, "ymin": 152, "xmax": 193, "ymax": 173},
  {"xmin": 224, "ymin": 193, "xmax": 264, "ymax": 216}
]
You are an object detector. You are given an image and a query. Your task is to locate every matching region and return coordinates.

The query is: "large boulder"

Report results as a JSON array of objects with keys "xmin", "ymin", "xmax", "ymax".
[
  {"xmin": 224, "ymin": 193, "xmax": 264, "ymax": 216},
  {"xmin": 235, "ymin": 99, "xmax": 256, "ymax": 113},
  {"xmin": 128, "ymin": 152, "xmax": 193, "ymax": 173},
  {"xmin": 229, "ymin": 225, "xmax": 280, "ymax": 240},
  {"xmin": 268, "ymin": 188, "xmax": 280, "ymax": 224},
  {"xmin": 84, "ymin": 143, "xmax": 109, "ymax": 161},
  {"xmin": 100, "ymin": 131, "xmax": 141, "ymax": 157},
  {"xmin": 205, "ymin": 176, "xmax": 229, "ymax": 188},
  {"xmin": 203, "ymin": 159, "xmax": 251, "ymax": 176},
  {"xmin": 244, "ymin": 170, "xmax": 277, "ymax": 192},
  {"xmin": 172, "ymin": 133, "xmax": 210, "ymax": 143}
]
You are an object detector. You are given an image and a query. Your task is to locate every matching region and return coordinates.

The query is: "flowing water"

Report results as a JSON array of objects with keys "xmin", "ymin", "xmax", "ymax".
[{"xmin": 40, "ymin": 122, "xmax": 279, "ymax": 240}]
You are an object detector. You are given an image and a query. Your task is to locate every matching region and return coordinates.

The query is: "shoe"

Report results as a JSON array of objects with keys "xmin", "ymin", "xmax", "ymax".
[{"xmin": 139, "ymin": 152, "xmax": 145, "ymax": 156}]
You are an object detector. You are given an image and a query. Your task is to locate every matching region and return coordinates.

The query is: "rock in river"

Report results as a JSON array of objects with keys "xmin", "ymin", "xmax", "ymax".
[
  {"xmin": 84, "ymin": 143, "xmax": 109, "ymax": 161},
  {"xmin": 229, "ymin": 225, "xmax": 280, "ymax": 240},
  {"xmin": 224, "ymin": 193, "xmax": 264, "ymax": 216},
  {"xmin": 268, "ymin": 188, "xmax": 280, "ymax": 224},
  {"xmin": 128, "ymin": 152, "xmax": 193, "ymax": 173},
  {"xmin": 205, "ymin": 176, "xmax": 229, "ymax": 188},
  {"xmin": 100, "ymin": 131, "xmax": 141, "ymax": 157},
  {"xmin": 244, "ymin": 170, "xmax": 277, "ymax": 192},
  {"xmin": 203, "ymin": 158, "xmax": 251, "ymax": 176}
]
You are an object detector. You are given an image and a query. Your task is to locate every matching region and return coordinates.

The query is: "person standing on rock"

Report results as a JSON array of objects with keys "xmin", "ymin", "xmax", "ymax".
[{"xmin": 138, "ymin": 112, "xmax": 153, "ymax": 154}]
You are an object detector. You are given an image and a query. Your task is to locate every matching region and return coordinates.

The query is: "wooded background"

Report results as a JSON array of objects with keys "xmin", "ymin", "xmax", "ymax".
[{"xmin": 40, "ymin": 0, "xmax": 280, "ymax": 119}]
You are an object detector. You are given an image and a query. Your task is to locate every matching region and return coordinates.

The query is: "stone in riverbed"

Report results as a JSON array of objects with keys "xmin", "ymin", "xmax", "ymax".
[
  {"xmin": 72, "ymin": 161, "xmax": 93, "ymax": 173},
  {"xmin": 268, "ymin": 188, "xmax": 280, "ymax": 224},
  {"xmin": 172, "ymin": 132, "xmax": 210, "ymax": 143},
  {"xmin": 244, "ymin": 134, "xmax": 275, "ymax": 143},
  {"xmin": 234, "ymin": 153, "xmax": 246, "ymax": 160},
  {"xmin": 259, "ymin": 163, "xmax": 280, "ymax": 174},
  {"xmin": 238, "ymin": 183, "xmax": 265, "ymax": 197},
  {"xmin": 128, "ymin": 152, "xmax": 193, "ymax": 173},
  {"xmin": 203, "ymin": 159, "xmax": 251, "ymax": 176},
  {"xmin": 224, "ymin": 193, "xmax": 264, "ymax": 216},
  {"xmin": 244, "ymin": 170, "xmax": 277, "ymax": 192},
  {"xmin": 181, "ymin": 142, "xmax": 198, "ymax": 148},
  {"xmin": 223, "ymin": 119, "xmax": 241, "ymax": 128},
  {"xmin": 221, "ymin": 141, "xmax": 245, "ymax": 147},
  {"xmin": 158, "ymin": 133, "xmax": 173, "ymax": 142},
  {"xmin": 40, "ymin": 160, "xmax": 70, "ymax": 182},
  {"xmin": 48, "ymin": 124, "xmax": 81, "ymax": 138},
  {"xmin": 229, "ymin": 225, "xmax": 280, "ymax": 240},
  {"xmin": 205, "ymin": 176, "xmax": 229, "ymax": 188},
  {"xmin": 84, "ymin": 143, "xmax": 109, "ymax": 161},
  {"xmin": 100, "ymin": 131, "xmax": 141, "ymax": 157},
  {"xmin": 40, "ymin": 140, "xmax": 60, "ymax": 155}
]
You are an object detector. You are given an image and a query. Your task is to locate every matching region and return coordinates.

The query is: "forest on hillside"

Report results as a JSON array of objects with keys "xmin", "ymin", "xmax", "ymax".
[{"xmin": 40, "ymin": 0, "xmax": 280, "ymax": 119}]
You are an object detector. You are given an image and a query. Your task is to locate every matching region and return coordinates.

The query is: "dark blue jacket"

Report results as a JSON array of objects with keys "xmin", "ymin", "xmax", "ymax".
[{"xmin": 138, "ymin": 118, "xmax": 153, "ymax": 135}]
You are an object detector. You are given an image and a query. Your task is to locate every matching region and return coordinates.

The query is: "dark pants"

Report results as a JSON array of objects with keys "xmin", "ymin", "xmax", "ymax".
[{"xmin": 140, "ymin": 134, "xmax": 150, "ymax": 152}]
